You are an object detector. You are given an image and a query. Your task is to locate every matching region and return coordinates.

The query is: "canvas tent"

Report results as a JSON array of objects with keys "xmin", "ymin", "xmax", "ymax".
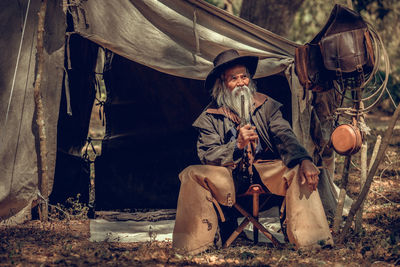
[{"xmin": 0, "ymin": 0, "xmax": 339, "ymax": 223}]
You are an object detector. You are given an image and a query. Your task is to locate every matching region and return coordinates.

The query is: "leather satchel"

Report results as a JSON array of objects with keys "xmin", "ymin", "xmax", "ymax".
[
  {"xmin": 295, "ymin": 4, "xmax": 375, "ymax": 92},
  {"xmin": 295, "ymin": 43, "xmax": 332, "ymax": 92}
]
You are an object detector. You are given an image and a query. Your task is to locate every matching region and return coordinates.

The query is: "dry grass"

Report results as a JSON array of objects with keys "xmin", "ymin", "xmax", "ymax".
[
  {"xmin": 1, "ymin": 165, "xmax": 399, "ymax": 267},
  {"xmin": 1, "ymin": 114, "xmax": 399, "ymax": 266}
]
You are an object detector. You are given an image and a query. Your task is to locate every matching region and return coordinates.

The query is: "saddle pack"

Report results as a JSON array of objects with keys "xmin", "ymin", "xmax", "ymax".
[{"xmin": 295, "ymin": 4, "xmax": 375, "ymax": 92}]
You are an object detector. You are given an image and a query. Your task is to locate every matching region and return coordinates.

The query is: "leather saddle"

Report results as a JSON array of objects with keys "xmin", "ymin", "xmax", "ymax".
[{"xmin": 295, "ymin": 4, "xmax": 375, "ymax": 92}]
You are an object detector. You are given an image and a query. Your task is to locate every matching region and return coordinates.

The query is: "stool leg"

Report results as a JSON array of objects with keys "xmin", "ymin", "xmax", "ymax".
[
  {"xmin": 234, "ymin": 203, "xmax": 281, "ymax": 247},
  {"xmin": 253, "ymin": 192, "xmax": 259, "ymax": 244},
  {"xmin": 223, "ymin": 218, "xmax": 250, "ymax": 248}
]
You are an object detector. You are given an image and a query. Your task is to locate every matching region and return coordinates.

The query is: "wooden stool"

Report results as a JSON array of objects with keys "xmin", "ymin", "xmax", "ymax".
[{"xmin": 223, "ymin": 184, "xmax": 281, "ymax": 248}]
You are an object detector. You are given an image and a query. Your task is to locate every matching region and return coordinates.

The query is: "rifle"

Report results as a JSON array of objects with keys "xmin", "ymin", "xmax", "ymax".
[{"xmin": 240, "ymin": 95, "xmax": 255, "ymax": 183}]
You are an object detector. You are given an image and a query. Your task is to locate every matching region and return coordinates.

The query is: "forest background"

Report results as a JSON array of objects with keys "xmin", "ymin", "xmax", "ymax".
[{"xmin": 206, "ymin": 0, "xmax": 400, "ymax": 113}]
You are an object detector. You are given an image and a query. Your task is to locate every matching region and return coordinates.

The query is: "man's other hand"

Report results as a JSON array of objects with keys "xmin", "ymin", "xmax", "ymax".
[
  {"xmin": 237, "ymin": 124, "xmax": 259, "ymax": 150},
  {"xmin": 299, "ymin": 159, "xmax": 320, "ymax": 191}
]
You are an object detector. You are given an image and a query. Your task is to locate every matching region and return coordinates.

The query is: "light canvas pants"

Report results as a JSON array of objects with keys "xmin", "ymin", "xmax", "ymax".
[{"xmin": 172, "ymin": 160, "xmax": 333, "ymax": 254}]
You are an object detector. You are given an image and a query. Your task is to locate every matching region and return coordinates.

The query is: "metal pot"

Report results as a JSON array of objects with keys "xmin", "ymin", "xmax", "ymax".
[{"xmin": 330, "ymin": 123, "xmax": 362, "ymax": 156}]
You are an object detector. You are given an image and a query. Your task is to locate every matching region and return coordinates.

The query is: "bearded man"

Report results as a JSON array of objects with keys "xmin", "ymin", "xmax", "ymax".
[{"xmin": 172, "ymin": 49, "xmax": 333, "ymax": 254}]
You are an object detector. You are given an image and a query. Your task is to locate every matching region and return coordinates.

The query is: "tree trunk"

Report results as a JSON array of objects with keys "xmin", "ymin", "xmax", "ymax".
[
  {"xmin": 223, "ymin": 0, "xmax": 233, "ymax": 14},
  {"xmin": 240, "ymin": 0, "xmax": 305, "ymax": 37}
]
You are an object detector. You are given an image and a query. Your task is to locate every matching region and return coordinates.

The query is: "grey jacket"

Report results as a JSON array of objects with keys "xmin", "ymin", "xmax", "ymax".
[{"xmin": 192, "ymin": 92, "xmax": 311, "ymax": 168}]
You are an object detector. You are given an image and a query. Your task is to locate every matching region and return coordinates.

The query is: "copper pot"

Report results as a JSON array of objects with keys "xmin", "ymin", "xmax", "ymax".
[{"xmin": 331, "ymin": 124, "xmax": 362, "ymax": 156}]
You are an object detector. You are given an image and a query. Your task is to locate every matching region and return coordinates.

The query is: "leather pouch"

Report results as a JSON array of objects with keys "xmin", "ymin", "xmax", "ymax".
[
  {"xmin": 320, "ymin": 28, "xmax": 369, "ymax": 74},
  {"xmin": 294, "ymin": 4, "xmax": 375, "ymax": 92},
  {"xmin": 295, "ymin": 43, "xmax": 331, "ymax": 92}
]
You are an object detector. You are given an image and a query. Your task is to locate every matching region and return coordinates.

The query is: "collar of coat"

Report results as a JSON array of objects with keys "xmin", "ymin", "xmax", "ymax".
[{"xmin": 205, "ymin": 92, "xmax": 268, "ymax": 124}]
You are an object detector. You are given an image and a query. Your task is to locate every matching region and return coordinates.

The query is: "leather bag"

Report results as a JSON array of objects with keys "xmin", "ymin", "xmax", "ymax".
[{"xmin": 294, "ymin": 4, "xmax": 375, "ymax": 92}]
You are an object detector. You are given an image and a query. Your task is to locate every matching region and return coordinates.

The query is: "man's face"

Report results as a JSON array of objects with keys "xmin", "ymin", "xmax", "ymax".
[{"xmin": 223, "ymin": 65, "xmax": 250, "ymax": 92}]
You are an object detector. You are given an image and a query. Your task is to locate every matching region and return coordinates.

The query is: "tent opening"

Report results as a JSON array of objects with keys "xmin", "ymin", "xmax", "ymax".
[{"xmin": 50, "ymin": 37, "xmax": 293, "ymax": 210}]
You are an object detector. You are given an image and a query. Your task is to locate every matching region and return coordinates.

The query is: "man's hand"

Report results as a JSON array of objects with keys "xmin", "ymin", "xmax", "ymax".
[
  {"xmin": 237, "ymin": 124, "xmax": 259, "ymax": 150},
  {"xmin": 299, "ymin": 159, "xmax": 320, "ymax": 191}
]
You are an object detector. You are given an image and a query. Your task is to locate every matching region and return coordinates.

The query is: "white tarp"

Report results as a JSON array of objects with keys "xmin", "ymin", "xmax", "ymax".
[{"xmin": 89, "ymin": 208, "xmax": 284, "ymax": 244}]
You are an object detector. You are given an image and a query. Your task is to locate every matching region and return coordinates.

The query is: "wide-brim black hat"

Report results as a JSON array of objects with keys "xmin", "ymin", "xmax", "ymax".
[{"xmin": 205, "ymin": 49, "xmax": 259, "ymax": 91}]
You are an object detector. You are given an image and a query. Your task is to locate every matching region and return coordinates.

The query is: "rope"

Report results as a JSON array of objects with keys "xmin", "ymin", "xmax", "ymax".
[
  {"xmin": 4, "ymin": 0, "xmax": 31, "ymax": 127},
  {"xmin": 385, "ymin": 87, "xmax": 399, "ymax": 108},
  {"xmin": 66, "ymin": 32, "xmax": 72, "ymax": 70},
  {"xmin": 63, "ymin": 67, "xmax": 73, "ymax": 116},
  {"xmin": 8, "ymin": 7, "xmax": 36, "ymax": 197},
  {"xmin": 85, "ymin": 137, "xmax": 104, "ymax": 142},
  {"xmin": 95, "ymin": 96, "xmax": 106, "ymax": 126},
  {"xmin": 82, "ymin": 137, "xmax": 97, "ymax": 163},
  {"xmin": 360, "ymin": 24, "xmax": 390, "ymax": 112}
]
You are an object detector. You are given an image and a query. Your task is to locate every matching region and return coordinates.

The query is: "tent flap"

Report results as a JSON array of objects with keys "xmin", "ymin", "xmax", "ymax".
[
  {"xmin": 0, "ymin": 0, "xmax": 66, "ymax": 221},
  {"xmin": 71, "ymin": 0, "xmax": 297, "ymax": 80}
]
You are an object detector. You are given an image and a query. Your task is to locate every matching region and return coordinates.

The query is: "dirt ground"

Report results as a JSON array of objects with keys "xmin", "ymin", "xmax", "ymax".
[
  {"xmin": 1, "ymin": 114, "xmax": 399, "ymax": 266},
  {"xmin": 0, "ymin": 203, "xmax": 399, "ymax": 267}
]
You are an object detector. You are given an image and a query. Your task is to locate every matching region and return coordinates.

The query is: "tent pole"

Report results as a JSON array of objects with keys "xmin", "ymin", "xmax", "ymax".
[{"xmin": 34, "ymin": 0, "xmax": 49, "ymax": 221}]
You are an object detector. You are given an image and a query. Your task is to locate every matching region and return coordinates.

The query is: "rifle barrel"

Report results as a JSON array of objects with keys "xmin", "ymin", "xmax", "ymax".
[{"xmin": 240, "ymin": 94, "xmax": 245, "ymax": 126}]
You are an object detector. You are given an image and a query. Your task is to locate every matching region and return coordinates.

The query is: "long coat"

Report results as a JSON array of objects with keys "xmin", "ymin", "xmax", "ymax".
[
  {"xmin": 172, "ymin": 92, "xmax": 333, "ymax": 253},
  {"xmin": 193, "ymin": 92, "xmax": 311, "ymax": 172}
]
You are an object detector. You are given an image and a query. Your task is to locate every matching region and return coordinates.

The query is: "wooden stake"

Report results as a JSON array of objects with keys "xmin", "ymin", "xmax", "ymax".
[
  {"xmin": 355, "ymin": 102, "xmax": 367, "ymax": 233},
  {"xmin": 333, "ymin": 155, "xmax": 351, "ymax": 234},
  {"xmin": 368, "ymin": 135, "xmax": 381, "ymax": 172},
  {"xmin": 34, "ymin": 0, "xmax": 49, "ymax": 221},
  {"xmin": 338, "ymin": 102, "xmax": 400, "ymax": 243},
  {"xmin": 355, "ymin": 139, "xmax": 367, "ymax": 233}
]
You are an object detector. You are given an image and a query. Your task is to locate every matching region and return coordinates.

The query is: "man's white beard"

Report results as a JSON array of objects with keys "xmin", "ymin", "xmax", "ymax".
[{"xmin": 218, "ymin": 84, "xmax": 254, "ymax": 123}]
